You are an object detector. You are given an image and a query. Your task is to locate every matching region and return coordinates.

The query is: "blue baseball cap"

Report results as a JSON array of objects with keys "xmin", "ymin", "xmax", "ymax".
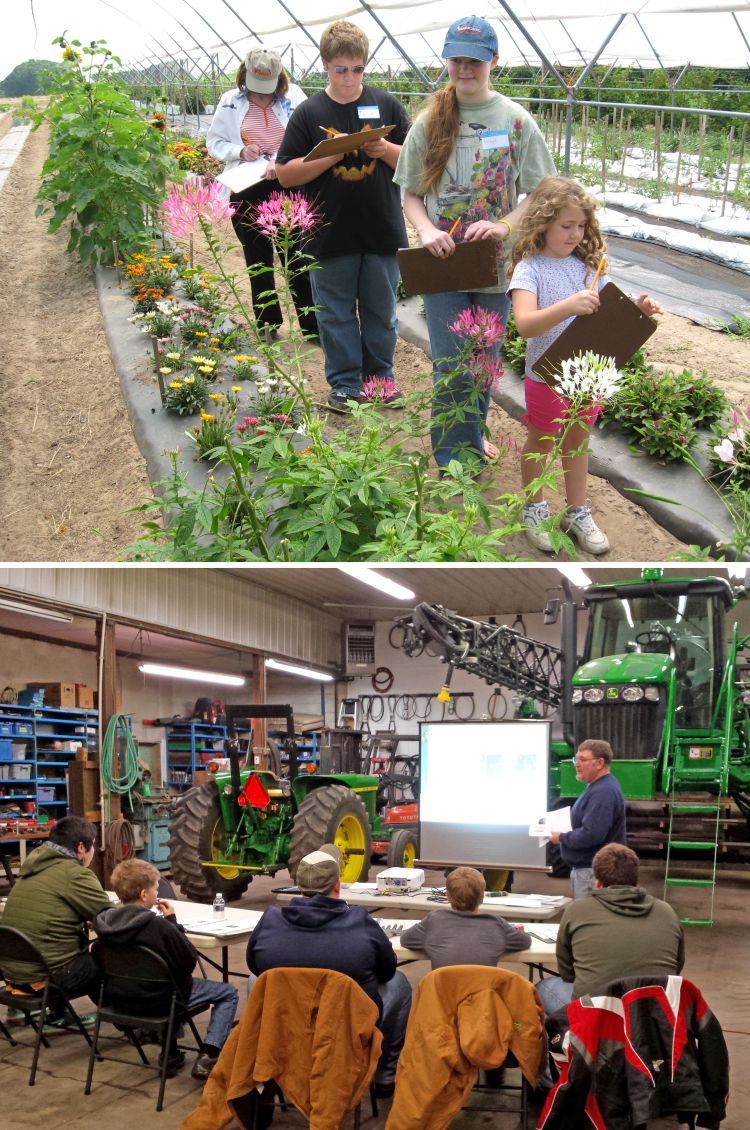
[{"xmin": 442, "ymin": 16, "xmax": 499, "ymax": 62}]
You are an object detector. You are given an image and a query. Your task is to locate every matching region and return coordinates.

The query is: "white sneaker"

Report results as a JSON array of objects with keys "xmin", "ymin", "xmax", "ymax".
[
  {"xmin": 522, "ymin": 501, "xmax": 554, "ymax": 553},
  {"xmin": 563, "ymin": 502, "xmax": 610, "ymax": 554}
]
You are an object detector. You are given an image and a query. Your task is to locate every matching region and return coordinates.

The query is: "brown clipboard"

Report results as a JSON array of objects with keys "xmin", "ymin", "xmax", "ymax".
[
  {"xmin": 397, "ymin": 239, "xmax": 499, "ymax": 297},
  {"xmin": 303, "ymin": 123, "xmax": 395, "ymax": 162},
  {"xmin": 532, "ymin": 282, "xmax": 657, "ymax": 388}
]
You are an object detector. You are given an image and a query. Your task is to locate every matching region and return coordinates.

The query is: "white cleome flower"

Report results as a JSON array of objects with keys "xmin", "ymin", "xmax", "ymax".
[
  {"xmin": 713, "ymin": 438, "xmax": 735, "ymax": 463},
  {"xmin": 556, "ymin": 351, "xmax": 622, "ymax": 404}
]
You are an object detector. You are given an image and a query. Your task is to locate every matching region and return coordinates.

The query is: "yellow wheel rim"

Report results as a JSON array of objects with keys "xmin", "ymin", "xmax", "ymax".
[
  {"xmin": 335, "ymin": 814, "xmax": 367, "ymax": 882},
  {"xmin": 401, "ymin": 839, "xmax": 417, "ymax": 868},
  {"xmin": 484, "ymin": 868, "xmax": 510, "ymax": 892},
  {"xmin": 211, "ymin": 817, "xmax": 241, "ymax": 880}
]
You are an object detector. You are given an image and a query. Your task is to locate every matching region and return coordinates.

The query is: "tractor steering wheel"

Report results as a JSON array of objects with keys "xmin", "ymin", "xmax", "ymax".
[{"xmin": 634, "ymin": 627, "xmax": 673, "ymax": 654}]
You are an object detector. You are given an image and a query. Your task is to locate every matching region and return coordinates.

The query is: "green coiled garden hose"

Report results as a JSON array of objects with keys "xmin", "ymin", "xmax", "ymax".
[{"xmin": 100, "ymin": 713, "xmax": 141, "ymax": 814}]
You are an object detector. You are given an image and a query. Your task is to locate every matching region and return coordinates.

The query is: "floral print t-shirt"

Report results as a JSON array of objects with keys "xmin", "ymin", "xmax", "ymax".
[{"xmin": 394, "ymin": 92, "xmax": 555, "ymax": 293}]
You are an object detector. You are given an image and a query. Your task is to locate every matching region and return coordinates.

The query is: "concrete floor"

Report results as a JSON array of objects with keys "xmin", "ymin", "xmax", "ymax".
[{"xmin": 2, "ymin": 859, "xmax": 748, "ymax": 1130}]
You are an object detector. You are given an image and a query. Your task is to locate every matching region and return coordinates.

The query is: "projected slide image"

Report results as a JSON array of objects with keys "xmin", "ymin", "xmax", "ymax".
[{"xmin": 419, "ymin": 721, "xmax": 550, "ymax": 870}]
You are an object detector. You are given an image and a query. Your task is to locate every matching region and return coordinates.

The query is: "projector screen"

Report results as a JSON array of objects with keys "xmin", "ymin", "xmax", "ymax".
[{"xmin": 419, "ymin": 721, "xmax": 550, "ymax": 870}]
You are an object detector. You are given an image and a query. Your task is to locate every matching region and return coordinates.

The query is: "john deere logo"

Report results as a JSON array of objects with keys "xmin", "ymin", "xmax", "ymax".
[{"xmin": 607, "ymin": 687, "xmax": 618, "ymax": 699}]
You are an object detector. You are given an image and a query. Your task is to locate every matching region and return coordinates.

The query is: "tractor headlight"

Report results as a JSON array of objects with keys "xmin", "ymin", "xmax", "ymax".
[
  {"xmin": 583, "ymin": 687, "xmax": 605, "ymax": 703},
  {"xmin": 223, "ymin": 784, "xmax": 233, "ymax": 796},
  {"xmin": 645, "ymin": 686, "xmax": 661, "ymax": 702},
  {"xmin": 621, "ymin": 685, "xmax": 645, "ymax": 702},
  {"xmin": 571, "ymin": 688, "xmax": 583, "ymax": 703}
]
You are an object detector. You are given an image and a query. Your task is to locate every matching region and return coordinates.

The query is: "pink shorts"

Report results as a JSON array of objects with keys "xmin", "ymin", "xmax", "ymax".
[{"xmin": 522, "ymin": 377, "xmax": 603, "ymax": 435}]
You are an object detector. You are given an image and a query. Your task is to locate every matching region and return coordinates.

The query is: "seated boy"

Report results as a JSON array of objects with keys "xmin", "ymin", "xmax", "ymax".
[
  {"xmin": 94, "ymin": 859, "xmax": 238, "ymax": 1080},
  {"xmin": 399, "ymin": 866, "xmax": 531, "ymax": 969}
]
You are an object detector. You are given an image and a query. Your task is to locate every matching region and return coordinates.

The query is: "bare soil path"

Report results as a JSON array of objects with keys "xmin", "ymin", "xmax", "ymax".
[{"xmin": 0, "ymin": 122, "xmax": 151, "ymax": 562}]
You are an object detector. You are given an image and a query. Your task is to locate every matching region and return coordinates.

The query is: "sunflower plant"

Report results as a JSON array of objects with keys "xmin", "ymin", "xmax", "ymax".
[{"xmin": 34, "ymin": 35, "xmax": 178, "ymax": 264}]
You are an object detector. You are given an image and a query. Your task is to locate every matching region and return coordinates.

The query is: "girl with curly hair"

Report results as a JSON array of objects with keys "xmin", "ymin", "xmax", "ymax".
[{"xmin": 508, "ymin": 176, "xmax": 662, "ymax": 554}]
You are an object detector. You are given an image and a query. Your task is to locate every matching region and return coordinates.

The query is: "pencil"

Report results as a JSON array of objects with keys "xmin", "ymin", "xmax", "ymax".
[
  {"xmin": 590, "ymin": 257, "xmax": 606, "ymax": 291},
  {"xmin": 448, "ymin": 218, "xmax": 460, "ymax": 238},
  {"xmin": 320, "ymin": 126, "xmax": 340, "ymax": 137}
]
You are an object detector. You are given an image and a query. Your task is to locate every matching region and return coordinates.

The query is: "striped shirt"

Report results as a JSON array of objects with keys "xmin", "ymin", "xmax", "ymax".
[{"xmin": 240, "ymin": 99, "xmax": 285, "ymax": 156}]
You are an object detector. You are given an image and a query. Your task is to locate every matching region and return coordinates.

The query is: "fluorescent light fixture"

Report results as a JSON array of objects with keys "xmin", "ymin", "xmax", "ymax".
[
  {"xmin": 0, "ymin": 598, "xmax": 73, "ymax": 623},
  {"xmin": 337, "ymin": 565, "xmax": 415, "ymax": 601},
  {"xmin": 621, "ymin": 599, "xmax": 634, "ymax": 629},
  {"xmin": 557, "ymin": 566, "xmax": 592, "ymax": 588},
  {"xmin": 138, "ymin": 662, "xmax": 245, "ymax": 687},
  {"xmin": 726, "ymin": 565, "xmax": 748, "ymax": 580},
  {"xmin": 265, "ymin": 658, "xmax": 334, "ymax": 682}
]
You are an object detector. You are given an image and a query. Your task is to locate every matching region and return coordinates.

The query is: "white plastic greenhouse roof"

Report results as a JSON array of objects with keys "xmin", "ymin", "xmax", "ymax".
[{"xmin": 7, "ymin": 0, "xmax": 750, "ymax": 78}]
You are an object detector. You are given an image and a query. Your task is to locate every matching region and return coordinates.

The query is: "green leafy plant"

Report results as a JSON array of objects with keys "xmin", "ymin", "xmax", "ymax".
[
  {"xmin": 501, "ymin": 313, "xmax": 527, "ymax": 373},
  {"xmin": 34, "ymin": 35, "xmax": 178, "ymax": 264},
  {"xmin": 188, "ymin": 393, "xmax": 240, "ymax": 459},
  {"xmin": 230, "ymin": 355, "xmax": 260, "ymax": 381},
  {"xmin": 605, "ymin": 365, "xmax": 725, "ymax": 459},
  {"xmin": 724, "ymin": 313, "xmax": 750, "ymax": 340},
  {"xmin": 163, "ymin": 372, "xmax": 208, "ymax": 415}
]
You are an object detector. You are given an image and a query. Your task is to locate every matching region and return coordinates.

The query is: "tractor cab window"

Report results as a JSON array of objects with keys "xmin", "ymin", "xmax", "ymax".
[{"xmin": 587, "ymin": 593, "xmax": 717, "ymax": 729}]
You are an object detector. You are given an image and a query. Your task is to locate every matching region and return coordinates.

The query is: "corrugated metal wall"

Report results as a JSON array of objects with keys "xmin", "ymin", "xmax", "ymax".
[{"xmin": 0, "ymin": 568, "xmax": 341, "ymax": 667}]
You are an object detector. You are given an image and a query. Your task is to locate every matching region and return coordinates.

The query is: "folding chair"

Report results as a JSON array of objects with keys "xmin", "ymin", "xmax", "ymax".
[
  {"xmin": 0, "ymin": 925, "xmax": 95, "ymax": 1086},
  {"xmin": 84, "ymin": 940, "xmax": 210, "ymax": 1112}
]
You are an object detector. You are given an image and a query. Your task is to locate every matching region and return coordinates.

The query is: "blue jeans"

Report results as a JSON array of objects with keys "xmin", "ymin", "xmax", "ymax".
[
  {"xmin": 423, "ymin": 289, "xmax": 510, "ymax": 467},
  {"xmin": 570, "ymin": 867, "xmax": 595, "ymax": 899},
  {"xmin": 184, "ymin": 977, "xmax": 238, "ymax": 1051},
  {"xmin": 245, "ymin": 970, "xmax": 411, "ymax": 1085},
  {"xmin": 310, "ymin": 253, "xmax": 400, "ymax": 395}
]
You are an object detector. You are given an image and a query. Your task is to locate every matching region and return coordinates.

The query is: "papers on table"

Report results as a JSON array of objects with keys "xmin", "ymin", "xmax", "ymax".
[
  {"xmin": 217, "ymin": 157, "xmax": 270, "ymax": 193},
  {"xmin": 343, "ymin": 882, "xmax": 379, "ymax": 892},
  {"xmin": 183, "ymin": 919, "xmax": 253, "ymax": 936},
  {"xmin": 529, "ymin": 806, "xmax": 572, "ymax": 844}
]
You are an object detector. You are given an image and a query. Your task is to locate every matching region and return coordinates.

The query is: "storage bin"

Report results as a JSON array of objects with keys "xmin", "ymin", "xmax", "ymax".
[
  {"xmin": 13, "ymin": 723, "xmax": 32, "ymax": 736},
  {"xmin": 12, "ymin": 742, "xmax": 29, "ymax": 760},
  {"xmin": 0, "ymin": 722, "xmax": 13, "ymax": 735},
  {"xmin": 0, "ymin": 739, "xmax": 11, "ymax": 762},
  {"xmin": 9, "ymin": 763, "xmax": 32, "ymax": 780},
  {"xmin": 37, "ymin": 787, "xmax": 56, "ymax": 803}
]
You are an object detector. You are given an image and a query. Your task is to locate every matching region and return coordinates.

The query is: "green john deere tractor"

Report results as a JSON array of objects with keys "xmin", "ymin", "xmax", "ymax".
[
  {"xmin": 169, "ymin": 705, "xmax": 386, "ymax": 903},
  {"xmin": 392, "ymin": 569, "xmax": 750, "ymax": 924}
]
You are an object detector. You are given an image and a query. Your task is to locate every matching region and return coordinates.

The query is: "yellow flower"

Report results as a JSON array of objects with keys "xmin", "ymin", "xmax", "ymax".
[
  {"xmin": 168, "ymin": 381, "xmax": 183, "ymax": 389},
  {"xmin": 159, "ymin": 367, "xmax": 173, "ymax": 375},
  {"xmin": 199, "ymin": 366, "xmax": 214, "ymax": 375},
  {"xmin": 190, "ymin": 354, "xmax": 211, "ymax": 365},
  {"xmin": 166, "ymin": 352, "xmax": 182, "ymax": 361},
  {"xmin": 210, "ymin": 338, "xmax": 220, "ymax": 343},
  {"xmin": 62, "ymin": 45, "xmax": 82, "ymax": 62},
  {"xmin": 231, "ymin": 385, "xmax": 242, "ymax": 393},
  {"xmin": 184, "ymin": 376, "xmax": 196, "ymax": 385},
  {"xmin": 208, "ymin": 347, "xmax": 220, "ymax": 352},
  {"xmin": 194, "ymin": 331, "xmax": 208, "ymax": 338},
  {"xmin": 233, "ymin": 355, "xmax": 257, "ymax": 363},
  {"xmin": 208, "ymin": 393, "xmax": 224, "ymax": 403},
  {"xmin": 200, "ymin": 412, "xmax": 215, "ymax": 422}
]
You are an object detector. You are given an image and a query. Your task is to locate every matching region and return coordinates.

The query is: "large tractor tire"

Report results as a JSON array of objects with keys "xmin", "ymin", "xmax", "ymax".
[
  {"xmin": 289, "ymin": 784, "xmax": 372, "ymax": 884},
  {"xmin": 169, "ymin": 780, "xmax": 253, "ymax": 903},
  {"xmin": 386, "ymin": 828, "xmax": 418, "ymax": 869}
]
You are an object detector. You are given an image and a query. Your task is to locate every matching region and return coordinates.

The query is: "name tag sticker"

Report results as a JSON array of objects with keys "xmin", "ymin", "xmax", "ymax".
[
  {"xmin": 358, "ymin": 105, "xmax": 380, "ymax": 120},
  {"xmin": 481, "ymin": 130, "xmax": 509, "ymax": 152}
]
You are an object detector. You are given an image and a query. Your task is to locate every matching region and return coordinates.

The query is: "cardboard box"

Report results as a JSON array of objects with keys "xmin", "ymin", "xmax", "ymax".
[
  {"xmin": 75, "ymin": 684, "xmax": 95, "ymax": 709},
  {"xmin": 28, "ymin": 682, "xmax": 76, "ymax": 708}
]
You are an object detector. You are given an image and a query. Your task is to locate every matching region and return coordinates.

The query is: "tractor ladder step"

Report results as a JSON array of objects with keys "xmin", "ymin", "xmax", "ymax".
[
  {"xmin": 664, "ymin": 878, "xmax": 714, "ymax": 887},
  {"xmin": 670, "ymin": 804, "xmax": 721, "ymax": 813},
  {"xmin": 668, "ymin": 840, "xmax": 717, "ymax": 850},
  {"xmin": 680, "ymin": 918, "xmax": 714, "ymax": 927}
]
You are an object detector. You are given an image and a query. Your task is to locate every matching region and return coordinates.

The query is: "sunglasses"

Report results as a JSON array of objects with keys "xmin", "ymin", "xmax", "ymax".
[{"xmin": 331, "ymin": 65, "xmax": 366, "ymax": 74}]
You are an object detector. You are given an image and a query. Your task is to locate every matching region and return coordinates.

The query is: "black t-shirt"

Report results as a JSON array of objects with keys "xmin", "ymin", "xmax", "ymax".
[{"xmin": 276, "ymin": 85, "xmax": 410, "ymax": 259}]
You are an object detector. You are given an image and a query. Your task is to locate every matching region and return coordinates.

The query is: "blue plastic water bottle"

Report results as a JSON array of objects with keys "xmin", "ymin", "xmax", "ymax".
[{"xmin": 212, "ymin": 892, "xmax": 225, "ymax": 921}]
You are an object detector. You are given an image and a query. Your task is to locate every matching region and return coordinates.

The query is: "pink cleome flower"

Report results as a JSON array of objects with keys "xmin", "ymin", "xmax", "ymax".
[
  {"xmin": 361, "ymin": 376, "xmax": 396, "ymax": 402},
  {"xmin": 474, "ymin": 351, "xmax": 505, "ymax": 390},
  {"xmin": 163, "ymin": 178, "xmax": 235, "ymax": 241},
  {"xmin": 252, "ymin": 192, "xmax": 322, "ymax": 238},
  {"xmin": 449, "ymin": 305, "xmax": 505, "ymax": 352}
]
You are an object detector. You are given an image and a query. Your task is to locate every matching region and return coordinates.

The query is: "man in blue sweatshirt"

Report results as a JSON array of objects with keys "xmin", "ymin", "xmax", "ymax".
[
  {"xmin": 549, "ymin": 739, "xmax": 626, "ymax": 899},
  {"xmin": 246, "ymin": 842, "xmax": 411, "ymax": 1096}
]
